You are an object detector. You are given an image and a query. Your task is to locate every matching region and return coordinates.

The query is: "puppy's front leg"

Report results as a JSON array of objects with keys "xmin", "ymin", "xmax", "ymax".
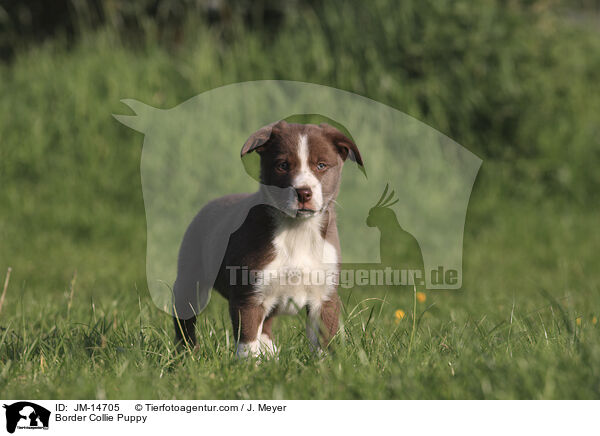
[
  {"xmin": 229, "ymin": 302, "xmax": 266, "ymax": 358},
  {"xmin": 307, "ymin": 293, "xmax": 341, "ymax": 352}
]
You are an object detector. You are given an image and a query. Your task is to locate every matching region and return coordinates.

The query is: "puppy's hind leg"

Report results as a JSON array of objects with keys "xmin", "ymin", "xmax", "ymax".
[
  {"xmin": 307, "ymin": 293, "xmax": 341, "ymax": 353},
  {"xmin": 172, "ymin": 277, "xmax": 208, "ymax": 348},
  {"xmin": 173, "ymin": 315, "xmax": 197, "ymax": 348}
]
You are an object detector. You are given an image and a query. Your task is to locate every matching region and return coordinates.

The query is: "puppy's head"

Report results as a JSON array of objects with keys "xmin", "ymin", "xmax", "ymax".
[{"xmin": 241, "ymin": 120, "xmax": 363, "ymax": 218}]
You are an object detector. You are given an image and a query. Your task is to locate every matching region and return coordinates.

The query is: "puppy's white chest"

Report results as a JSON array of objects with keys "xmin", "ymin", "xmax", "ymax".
[{"xmin": 257, "ymin": 218, "xmax": 337, "ymax": 315}]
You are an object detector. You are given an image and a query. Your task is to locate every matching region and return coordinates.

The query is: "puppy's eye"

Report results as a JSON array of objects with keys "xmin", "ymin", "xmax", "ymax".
[
  {"xmin": 277, "ymin": 161, "xmax": 289, "ymax": 172},
  {"xmin": 316, "ymin": 162, "xmax": 328, "ymax": 171}
]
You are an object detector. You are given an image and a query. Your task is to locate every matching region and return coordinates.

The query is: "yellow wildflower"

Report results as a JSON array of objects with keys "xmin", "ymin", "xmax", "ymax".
[
  {"xmin": 593, "ymin": 316, "xmax": 597, "ymax": 325},
  {"xmin": 395, "ymin": 309, "xmax": 405, "ymax": 323},
  {"xmin": 416, "ymin": 291, "xmax": 426, "ymax": 303},
  {"xmin": 576, "ymin": 317, "xmax": 582, "ymax": 326}
]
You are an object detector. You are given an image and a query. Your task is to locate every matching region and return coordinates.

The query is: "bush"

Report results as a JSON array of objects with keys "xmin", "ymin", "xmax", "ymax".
[{"xmin": 2, "ymin": 0, "xmax": 600, "ymax": 205}]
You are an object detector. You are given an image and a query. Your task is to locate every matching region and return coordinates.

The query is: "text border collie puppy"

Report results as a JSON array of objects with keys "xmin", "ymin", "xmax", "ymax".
[{"xmin": 173, "ymin": 120, "xmax": 363, "ymax": 357}]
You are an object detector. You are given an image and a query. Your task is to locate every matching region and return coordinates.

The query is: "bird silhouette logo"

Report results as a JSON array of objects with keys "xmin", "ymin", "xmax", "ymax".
[{"xmin": 367, "ymin": 183, "xmax": 425, "ymax": 283}]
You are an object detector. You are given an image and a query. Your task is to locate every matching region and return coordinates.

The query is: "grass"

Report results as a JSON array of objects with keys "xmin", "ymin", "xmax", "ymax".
[
  {"xmin": 1, "ymin": 1, "xmax": 600, "ymax": 399},
  {"xmin": 1, "ymin": 194, "xmax": 599, "ymax": 399}
]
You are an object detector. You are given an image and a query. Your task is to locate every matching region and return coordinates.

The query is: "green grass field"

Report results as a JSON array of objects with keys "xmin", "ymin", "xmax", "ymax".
[
  {"xmin": 1, "ymin": 1, "xmax": 599, "ymax": 399},
  {"xmin": 1, "ymin": 194, "xmax": 599, "ymax": 399}
]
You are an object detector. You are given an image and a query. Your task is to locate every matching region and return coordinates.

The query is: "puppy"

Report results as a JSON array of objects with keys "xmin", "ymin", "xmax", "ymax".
[{"xmin": 172, "ymin": 120, "xmax": 363, "ymax": 357}]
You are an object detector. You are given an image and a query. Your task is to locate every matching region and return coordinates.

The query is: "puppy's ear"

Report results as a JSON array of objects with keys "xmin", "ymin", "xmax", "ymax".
[
  {"xmin": 241, "ymin": 120, "xmax": 287, "ymax": 156},
  {"xmin": 319, "ymin": 123, "xmax": 363, "ymax": 167}
]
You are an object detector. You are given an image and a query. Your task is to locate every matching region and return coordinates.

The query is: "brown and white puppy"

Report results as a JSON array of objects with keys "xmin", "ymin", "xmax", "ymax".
[{"xmin": 173, "ymin": 120, "xmax": 362, "ymax": 357}]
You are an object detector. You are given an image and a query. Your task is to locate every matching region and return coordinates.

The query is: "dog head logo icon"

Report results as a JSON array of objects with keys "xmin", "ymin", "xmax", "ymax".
[{"xmin": 3, "ymin": 402, "xmax": 50, "ymax": 433}]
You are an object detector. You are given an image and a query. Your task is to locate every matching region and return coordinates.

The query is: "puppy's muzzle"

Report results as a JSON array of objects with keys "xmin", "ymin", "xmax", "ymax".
[{"xmin": 295, "ymin": 187, "xmax": 312, "ymax": 206}]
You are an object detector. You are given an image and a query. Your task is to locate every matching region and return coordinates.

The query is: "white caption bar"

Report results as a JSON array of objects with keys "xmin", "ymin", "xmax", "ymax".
[{"xmin": 0, "ymin": 400, "xmax": 596, "ymax": 435}]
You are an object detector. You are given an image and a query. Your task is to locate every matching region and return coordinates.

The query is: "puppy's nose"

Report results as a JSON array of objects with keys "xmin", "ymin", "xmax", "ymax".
[{"xmin": 296, "ymin": 187, "xmax": 312, "ymax": 204}]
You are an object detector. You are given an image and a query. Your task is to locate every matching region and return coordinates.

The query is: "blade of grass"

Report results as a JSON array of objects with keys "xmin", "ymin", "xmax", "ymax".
[
  {"xmin": 407, "ymin": 284, "xmax": 417, "ymax": 356},
  {"xmin": 0, "ymin": 267, "xmax": 13, "ymax": 316}
]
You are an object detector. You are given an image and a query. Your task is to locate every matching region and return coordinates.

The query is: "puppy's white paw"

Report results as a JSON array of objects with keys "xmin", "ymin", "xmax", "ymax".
[
  {"xmin": 259, "ymin": 334, "xmax": 279, "ymax": 359},
  {"xmin": 235, "ymin": 336, "xmax": 278, "ymax": 360},
  {"xmin": 235, "ymin": 340, "xmax": 261, "ymax": 359}
]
